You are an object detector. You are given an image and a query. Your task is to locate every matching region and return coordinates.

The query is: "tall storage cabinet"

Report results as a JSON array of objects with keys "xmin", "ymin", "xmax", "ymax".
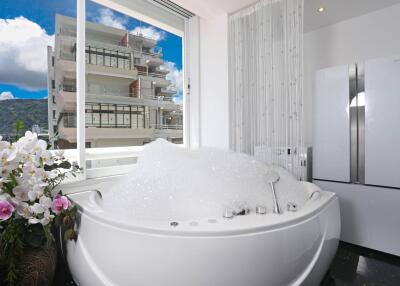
[
  {"xmin": 313, "ymin": 65, "xmax": 350, "ymax": 183},
  {"xmin": 365, "ymin": 57, "xmax": 400, "ymax": 188}
]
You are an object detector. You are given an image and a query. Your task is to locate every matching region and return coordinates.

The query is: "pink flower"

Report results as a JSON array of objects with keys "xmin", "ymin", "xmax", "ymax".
[
  {"xmin": 0, "ymin": 200, "xmax": 15, "ymax": 221},
  {"xmin": 51, "ymin": 195, "xmax": 70, "ymax": 214}
]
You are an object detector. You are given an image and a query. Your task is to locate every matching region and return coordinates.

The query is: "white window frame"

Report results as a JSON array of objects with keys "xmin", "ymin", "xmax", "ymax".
[{"xmin": 71, "ymin": 0, "xmax": 194, "ymax": 180}]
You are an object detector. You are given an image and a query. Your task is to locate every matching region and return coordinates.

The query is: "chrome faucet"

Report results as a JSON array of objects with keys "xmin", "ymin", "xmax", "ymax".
[{"xmin": 265, "ymin": 170, "xmax": 281, "ymax": 214}]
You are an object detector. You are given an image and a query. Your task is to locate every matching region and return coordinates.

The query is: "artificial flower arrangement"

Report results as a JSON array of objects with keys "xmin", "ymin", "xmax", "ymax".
[{"xmin": 0, "ymin": 131, "xmax": 80, "ymax": 286}]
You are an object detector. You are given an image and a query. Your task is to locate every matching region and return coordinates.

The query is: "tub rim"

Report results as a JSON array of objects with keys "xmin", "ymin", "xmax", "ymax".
[{"xmin": 67, "ymin": 185, "xmax": 338, "ymax": 237}]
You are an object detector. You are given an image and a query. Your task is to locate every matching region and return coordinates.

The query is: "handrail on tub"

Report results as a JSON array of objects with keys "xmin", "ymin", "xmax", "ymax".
[{"xmin": 66, "ymin": 189, "xmax": 103, "ymax": 200}]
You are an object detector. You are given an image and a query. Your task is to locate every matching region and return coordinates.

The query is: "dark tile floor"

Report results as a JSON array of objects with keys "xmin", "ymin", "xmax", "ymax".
[
  {"xmin": 53, "ymin": 241, "xmax": 400, "ymax": 286},
  {"xmin": 321, "ymin": 242, "xmax": 400, "ymax": 286}
]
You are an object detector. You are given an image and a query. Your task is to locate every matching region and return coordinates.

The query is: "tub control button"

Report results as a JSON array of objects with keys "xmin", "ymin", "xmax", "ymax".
[
  {"xmin": 170, "ymin": 221, "xmax": 179, "ymax": 227},
  {"xmin": 256, "ymin": 205, "xmax": 267, "ymax": 215},
  {"xmin": 287, "ymin": 202, "xmax": 298, "ymax": 212}
]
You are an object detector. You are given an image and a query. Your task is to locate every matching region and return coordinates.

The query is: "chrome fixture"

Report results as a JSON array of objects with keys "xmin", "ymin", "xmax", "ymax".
[
  {"xmin": 265, "ymin": 170, "xmax": 281, "ymax": 214},
  {"xmin": 223, "ymin": 208, "xmax": 235, "ymax": 219},
  {"xmin": 170, "ymin": 221, "xmax": 179, "ymax": 227},
  {"xmin": 287, "ymin": 202, "xmax": 298, "ymax": 212},
  {"xmin": 309, "ymin": 190, "xmax": 321, "ymax": 200},
  {"xmin": 234, "ymin": 207, "xmax": 250, "ymax": 216},
  {"xmin": 223, "ymin": 205, "xmax": 250, "ymax": 219},
  {"xmin": 256, "ymin": 205, "xmax": 267, "ymax": 215},
  {"xmin": 349, "ymin": 63, "xmax": 365, "ymax": 184}
]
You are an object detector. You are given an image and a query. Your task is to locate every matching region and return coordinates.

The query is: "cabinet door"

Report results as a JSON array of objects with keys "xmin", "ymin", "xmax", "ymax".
[
  {"xmin": 365, "ymin": 57, "xmax": 400, "ymax": 188},
  {"xmin": 313, "ymin": 65, "xmax": 350, "ymax": 182}
]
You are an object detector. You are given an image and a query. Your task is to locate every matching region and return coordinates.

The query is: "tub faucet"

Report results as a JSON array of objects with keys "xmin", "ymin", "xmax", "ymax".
[{"xmin": 265, "ymin": 170, "xmax": 281, "ymax": 214}]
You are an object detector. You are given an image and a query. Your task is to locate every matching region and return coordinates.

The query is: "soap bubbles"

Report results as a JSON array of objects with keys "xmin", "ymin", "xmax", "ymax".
[{"xmin": 102, "ymin": 139, "xmax": 309, "ymax": 221}]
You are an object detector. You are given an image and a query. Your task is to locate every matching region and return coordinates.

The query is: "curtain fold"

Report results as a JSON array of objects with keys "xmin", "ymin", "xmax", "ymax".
[{"xmin": 229, "ymin": 0, "xmax": 304, "ymax": 179}]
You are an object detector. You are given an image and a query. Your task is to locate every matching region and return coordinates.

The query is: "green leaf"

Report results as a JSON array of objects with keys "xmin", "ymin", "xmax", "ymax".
[{"xmin": 64, "ymin": 229, "xmax": 75, "ymax": 241}]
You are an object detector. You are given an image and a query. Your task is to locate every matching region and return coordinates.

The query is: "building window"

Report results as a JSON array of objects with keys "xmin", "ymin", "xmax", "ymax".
[
  {"xmin": 52, "ymin": 80, "xmax": 55, "ymax": 89},
  {"xmin": 84, "ymin": 103, "xmax": 150, "ymax": 129},
  {"xmin": 52, "ymin": 56, "xmax": 55, "ymax": 67},
  {"xmin": 52, "ymin": 96, "xmax": 55, "ymax": 104},
  {"xmin": 53, "ymin": 110, "xmax": 56, "ymax": 119},
  {"xmin": 85, "ymin": 46, "xmax": 131, "ymax": 70}
]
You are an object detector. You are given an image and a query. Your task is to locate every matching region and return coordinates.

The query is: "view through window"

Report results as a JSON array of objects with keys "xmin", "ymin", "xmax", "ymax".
[{"xmin": 0, "ymin": 0, "xmax": 184, "ymax": 156}]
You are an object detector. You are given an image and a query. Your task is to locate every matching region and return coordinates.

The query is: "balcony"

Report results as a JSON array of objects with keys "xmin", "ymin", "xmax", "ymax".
[
  {"xmin": 152, "ymin": 124, "xmax": 183, "ymax": 141},
  {"xmin": 158, "ymin": 87, "xmax": 177, "ymax": 96},
  {"xmin": 57, "ymin": 90, "xmax": 76, "ymax": 111},
  {"xmin": 58, "ymin": 126, "xmax": 155, "ymax": 143},
  {"xmin": 144, "ymin": 56, "xmax": 163, "ymax": 67},
  {"xmin": 151, "ymin": 124, "xmax": 183, "ymax": 130},
  {"xmin": 87, "ymin": 64, "xmax": 138, "ymax": 79},
  {"xmin": 57, "ymin": 54, "xmax": 138, "ymax": 79},
  {"xmin": 85, "ymin": 93, "xmax": 178, "ymax": 109}
]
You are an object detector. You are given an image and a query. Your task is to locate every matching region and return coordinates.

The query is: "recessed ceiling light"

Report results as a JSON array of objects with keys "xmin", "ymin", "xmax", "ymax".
[{"xmin": 318, "ymin": 7, "xmax": 325, "ymax": 13}]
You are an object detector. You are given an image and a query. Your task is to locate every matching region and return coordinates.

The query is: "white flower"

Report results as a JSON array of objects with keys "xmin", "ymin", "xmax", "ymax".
[
  {"xmin": 40, "ymin": 150, "xmax": 54, "ymax": 165},
  {"xmin": 0, "ymin": 139, "xmax": 10, "ymax": 151},
  {"xmin": 39, "ymin": 195, "xmax": 52, "ymax": 209},
  {"xmin": 54, "ymin": 150, "xmax": 64, "ymax": 158},
  {"xmin": 30, "ymin": 203, "xmax": 45, "ymax": 214},
  {"xmin": 28, "ymin": 217, "xmax": 40, "ymax": 224},
  {"xmin": 16, "ymin": 131, "xmax": 38, "ymax": 153},
  {"xmin": 40, "ymin": 210, "xmax": 54, "ymax": 226},
  {"xmin": 44, "ymin": 170, "xmax": 58, "ymax": 180},
  {"xmin": 16, "ymin": 202, "xmax": 31, "ymax": 218},
  {"xmin": 22, "ymin": 163, "xmax": 44, "ymax": 179},
  {"xmin": 12, "ymin": 185, "xmax": 29, "ymax": 202},
  {"xmin": 0, "ymin": 149, "xmax": 20, "ymax": 177}
]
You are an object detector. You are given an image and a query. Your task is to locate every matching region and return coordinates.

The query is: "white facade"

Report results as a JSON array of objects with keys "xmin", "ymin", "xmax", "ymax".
[{"xmin": 47, "ymin": 15, "xmax": 183, "ymax": 148}]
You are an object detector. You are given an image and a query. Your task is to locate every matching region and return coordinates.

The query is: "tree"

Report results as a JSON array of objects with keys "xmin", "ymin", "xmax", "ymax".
[{"xmin": 15, "ymin": 120, "xmax": 25, "ymax": 140}]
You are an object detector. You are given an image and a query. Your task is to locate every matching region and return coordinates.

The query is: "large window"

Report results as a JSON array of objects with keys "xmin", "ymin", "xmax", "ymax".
[{"xmin": 84, "ymin": 0, "xmax": 184, "ymax": 150}]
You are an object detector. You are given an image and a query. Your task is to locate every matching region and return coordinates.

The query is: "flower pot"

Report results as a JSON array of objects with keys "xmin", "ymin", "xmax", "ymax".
[{"xmin": 0, "ymin": 244, "xmax": 57, "ymax": 286}]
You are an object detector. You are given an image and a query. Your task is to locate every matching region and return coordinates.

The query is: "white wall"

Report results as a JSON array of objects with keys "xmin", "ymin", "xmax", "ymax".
[
  {"xmin": 198, "ymin": 14, "xmax": 229, "ymax": 149},
  {"xmin": 304, "ymin": 3, "xmax": 400, "ymax": 146},
  {"xmin": 306, "ymin": 3, "xmax": 400, "ymax": 255}
]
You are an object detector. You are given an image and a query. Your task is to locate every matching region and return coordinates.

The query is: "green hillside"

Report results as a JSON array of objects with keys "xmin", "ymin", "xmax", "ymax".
[{"xmin": 0, "ymin": 99, "xmax": 48, "ymax": 135}]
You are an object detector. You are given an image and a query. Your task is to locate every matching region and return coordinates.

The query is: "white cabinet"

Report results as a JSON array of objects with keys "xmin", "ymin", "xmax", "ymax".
[
  {"xmin": 365, "ymin": 56, "xmax": 400, "ymax": 188},
  {"xmin": 313, "ymin": 65, "xmax": 350, "ymax": 182}
]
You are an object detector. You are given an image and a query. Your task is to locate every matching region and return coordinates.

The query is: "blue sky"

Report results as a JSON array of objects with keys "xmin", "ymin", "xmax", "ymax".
[{"xmin": 0, "ymin": 0, "xmax": 182, "ymax": 100}]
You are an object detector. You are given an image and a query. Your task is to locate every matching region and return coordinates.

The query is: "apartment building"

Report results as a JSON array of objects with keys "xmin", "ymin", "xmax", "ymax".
[{"xmin": 47, "ymin": 15, "xmax": 183, "ymax": 148}]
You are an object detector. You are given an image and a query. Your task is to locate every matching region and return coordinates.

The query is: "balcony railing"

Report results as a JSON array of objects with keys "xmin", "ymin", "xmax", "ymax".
[
  {"xmin": 83, "ymin": 92, "xmax": 175, "ymax": 102},
  {"xmin": 151, "ymin": 124, "xmax": 183, "ymax": 130},
  {"xmin": 62, "ymin": 84, "xmax": 76, "ymax": 92},
  {"xmin": 60, "ymin": 52, "xmax": 75, "ymax": 61}
]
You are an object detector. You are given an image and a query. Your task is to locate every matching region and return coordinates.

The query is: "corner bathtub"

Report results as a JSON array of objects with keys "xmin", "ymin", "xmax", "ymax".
[{"xmin": 64, "ymin": 178, "xmax": 340, "ymax": 286}]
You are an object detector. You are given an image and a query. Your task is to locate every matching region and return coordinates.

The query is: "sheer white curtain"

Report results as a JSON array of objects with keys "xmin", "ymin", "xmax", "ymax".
[{"xmin": 228, "ymin": 0, "xmax": 304, "ymax": 179}]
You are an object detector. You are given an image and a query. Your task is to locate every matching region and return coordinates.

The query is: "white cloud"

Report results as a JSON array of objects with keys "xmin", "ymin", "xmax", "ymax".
[
  {"xmin": 93, "ymin": 8, "xmax": 165, "ymax": 42},
  {"xmin": 0, "ymin": 17, "xmax": 54, "ymax": 90},
  {"xmin": 96, "ymin": 8, "xmax": 127, "ymax": 30},
  {"xmin": 0, "ymin": 91, "xmax": 15, "ymax": 100},
  {"xmin": 160, "ymin": 61, "xmax": 183, "ymax": 102},
  {"xmin": 131, "ymin": 26, "xmax": 166, "ymax": 42}
]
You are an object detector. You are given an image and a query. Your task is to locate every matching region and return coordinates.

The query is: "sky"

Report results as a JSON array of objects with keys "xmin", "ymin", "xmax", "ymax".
[{"xmin": 0, "ymin": 0, "xmax": 183, "ymax": 101}]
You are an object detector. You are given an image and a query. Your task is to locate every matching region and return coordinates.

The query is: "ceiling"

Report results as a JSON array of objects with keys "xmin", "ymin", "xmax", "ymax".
[
  {"xmin": 174, "ymin": 0, "xmax": 400, "ymax": 31},
  {"xmin": 304, "ymin": 0, "xmax": 400, "ymax": 32}
]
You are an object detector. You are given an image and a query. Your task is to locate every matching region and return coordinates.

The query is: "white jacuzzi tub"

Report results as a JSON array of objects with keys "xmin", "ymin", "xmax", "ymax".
[{"xmin": 64, "ymin": 177, "xmax": 340, "ymax": 286}]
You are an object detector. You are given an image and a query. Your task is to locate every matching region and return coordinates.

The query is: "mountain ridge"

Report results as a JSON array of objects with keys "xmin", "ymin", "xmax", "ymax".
[{"xmin": 0, "ymin": 99, "xmax": 48, "ymax": 135}]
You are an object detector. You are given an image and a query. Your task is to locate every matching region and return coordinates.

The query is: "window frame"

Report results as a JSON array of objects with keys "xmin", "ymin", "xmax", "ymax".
[{"xmin": 71, "ymin": 0, "xmax": 191, "ymax": 180}]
